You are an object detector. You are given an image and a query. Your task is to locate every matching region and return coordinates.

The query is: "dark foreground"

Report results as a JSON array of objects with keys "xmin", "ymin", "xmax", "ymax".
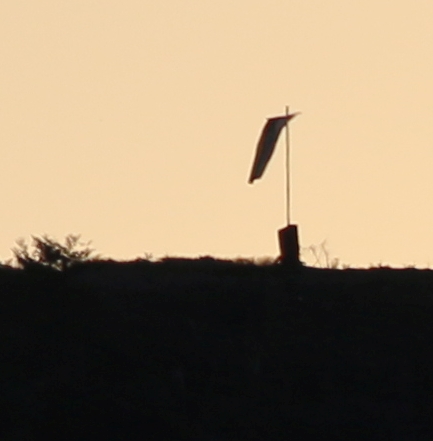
[{"xmin": 1, "ymin": 258, "xmax": 433, "ymax": 440}]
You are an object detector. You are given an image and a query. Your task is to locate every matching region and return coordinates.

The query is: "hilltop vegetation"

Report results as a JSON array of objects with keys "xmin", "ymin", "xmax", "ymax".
[{"xmin": 1, "ymin": 237, "xmax": 433, "ymax": 440}]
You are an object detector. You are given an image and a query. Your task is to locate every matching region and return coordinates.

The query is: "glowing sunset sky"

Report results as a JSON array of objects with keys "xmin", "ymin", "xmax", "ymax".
[{"xmin": 1, "ymin": 1, "xmax": 433, "ymax": 267}]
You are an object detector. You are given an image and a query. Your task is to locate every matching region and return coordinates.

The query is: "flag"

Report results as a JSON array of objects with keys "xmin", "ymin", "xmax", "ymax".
[{"xmin": 248, "ymin": 113, "xmax": 298, "ymax": 184}]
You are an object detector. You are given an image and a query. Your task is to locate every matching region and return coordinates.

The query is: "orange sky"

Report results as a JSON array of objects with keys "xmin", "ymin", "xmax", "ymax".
[{"xmin": 1, "ymin": 1, "xmax": 433, "ymax": 267}]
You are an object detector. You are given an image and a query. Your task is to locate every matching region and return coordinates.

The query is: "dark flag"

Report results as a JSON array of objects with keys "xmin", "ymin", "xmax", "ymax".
[{"xmin": 248, "ymin": 113, "xmax": 298, "ymax": 184}]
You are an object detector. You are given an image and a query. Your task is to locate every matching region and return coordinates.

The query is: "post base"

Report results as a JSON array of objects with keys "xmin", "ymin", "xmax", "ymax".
[{"xmin": 278, "ymin": 224, "xmax": 301, "ymax": 268}]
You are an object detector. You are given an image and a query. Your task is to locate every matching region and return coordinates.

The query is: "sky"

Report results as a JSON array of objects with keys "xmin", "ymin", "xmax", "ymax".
[{"xmin": 1, "ymin": 0, "xmax": 433, "ymax": 267}]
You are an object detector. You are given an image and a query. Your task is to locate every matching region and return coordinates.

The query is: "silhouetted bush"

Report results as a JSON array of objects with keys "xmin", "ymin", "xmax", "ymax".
[{"xmin": 11, "ymin": 234, "xmax": 97, "ymax": 271}]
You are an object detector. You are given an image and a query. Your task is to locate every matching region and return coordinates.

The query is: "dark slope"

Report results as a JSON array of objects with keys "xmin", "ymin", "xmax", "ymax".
[{"xmin": 1, "ymin": 260, "xmax": 433, "ymax": 440}]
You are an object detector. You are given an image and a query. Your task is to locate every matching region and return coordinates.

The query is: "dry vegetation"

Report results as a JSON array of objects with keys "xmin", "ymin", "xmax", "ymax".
[{"xmin": 1, "ymin": 236, "xmax": 433, "ymax": 440}]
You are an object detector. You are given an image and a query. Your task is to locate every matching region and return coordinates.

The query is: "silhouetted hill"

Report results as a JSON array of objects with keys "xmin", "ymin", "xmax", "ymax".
[{"xmin": 1, "ymin": 259, "xmax": 433, "ymax": 440}]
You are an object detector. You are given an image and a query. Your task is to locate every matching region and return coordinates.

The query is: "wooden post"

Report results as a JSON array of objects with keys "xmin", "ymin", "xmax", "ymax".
[{"xmin": 278, "ymin": 224, "xmax": 301, "ymax": 268}]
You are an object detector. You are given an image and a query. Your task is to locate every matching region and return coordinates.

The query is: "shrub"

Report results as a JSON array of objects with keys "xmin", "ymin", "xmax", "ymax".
[{"xmin": 11, "ymin": 234, "xmax": 97, "ymax": 271}]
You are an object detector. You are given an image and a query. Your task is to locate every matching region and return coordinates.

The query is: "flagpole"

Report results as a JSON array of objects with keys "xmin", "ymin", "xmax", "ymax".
[{"xmin": 285, "ymin": 105, "xmax": 290, "ymax": 225}]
